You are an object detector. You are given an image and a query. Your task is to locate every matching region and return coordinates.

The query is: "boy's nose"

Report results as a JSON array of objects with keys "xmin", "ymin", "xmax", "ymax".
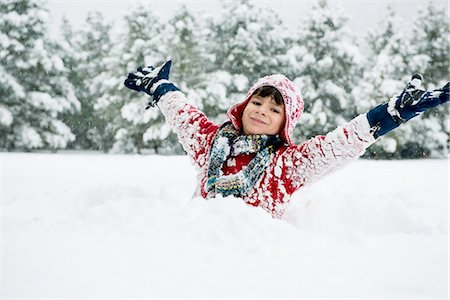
[{"xmin": 257, "ymin": 105, "xmax": 268, "ymax": 116}]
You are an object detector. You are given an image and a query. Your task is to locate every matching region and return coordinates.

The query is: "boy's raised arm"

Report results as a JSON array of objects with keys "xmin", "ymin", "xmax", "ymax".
[
  {"xmin": 281, "ymin": 75, "xmax": 449, "ymax": 192},
  {"xmin": 124, "ymin": 60, "xmax": 219, "ymax": 168},
  {"xmin": 280, "ymin": 113, "xmax": 376, "ymax": 192}
]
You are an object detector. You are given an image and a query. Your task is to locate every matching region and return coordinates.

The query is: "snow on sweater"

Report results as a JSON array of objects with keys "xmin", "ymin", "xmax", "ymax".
[{"xmin": 158, "ymin": 75, "xmax": 376, "ymax": 218}]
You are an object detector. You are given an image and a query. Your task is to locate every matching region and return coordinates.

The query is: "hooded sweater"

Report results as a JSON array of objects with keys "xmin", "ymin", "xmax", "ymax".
[{"xmin": 158, "ymin": 74, "xmax": 376, "ymax": 218}]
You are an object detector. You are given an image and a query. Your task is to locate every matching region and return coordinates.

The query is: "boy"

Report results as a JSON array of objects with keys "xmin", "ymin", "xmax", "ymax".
[{"xmin": 125, "ymin": 60, "xmax": 449, "ymax": 218}]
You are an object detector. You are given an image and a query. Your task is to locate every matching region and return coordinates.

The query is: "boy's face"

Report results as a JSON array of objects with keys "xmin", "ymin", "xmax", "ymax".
[{"xmin": 242, "ymin": 94, "xmax": 285, "ymax": 135}]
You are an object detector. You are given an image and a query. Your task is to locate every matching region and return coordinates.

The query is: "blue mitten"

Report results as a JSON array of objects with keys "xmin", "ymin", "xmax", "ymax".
[
  {"xmin": 124, "ymin": 60, "xmax": 179, "ymax": 108},
  {"xmin": 367, "ymin": 74, "xmax": 449, "ymax": 138}
]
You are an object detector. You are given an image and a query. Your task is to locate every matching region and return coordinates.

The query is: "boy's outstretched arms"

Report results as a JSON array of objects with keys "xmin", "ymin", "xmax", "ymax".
[
  {"xmin": 124, "ymin": 60, "xmax": 179, "ymax": 109},
  {"xmin": 367, "ymin": 75, "xmax": 449, "ymax": 138}
]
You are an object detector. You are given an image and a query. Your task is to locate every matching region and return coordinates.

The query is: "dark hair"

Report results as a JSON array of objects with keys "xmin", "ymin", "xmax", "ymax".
[{"xmin": 252, "ymin": 86, "xmax": 284, "ymax": 105}]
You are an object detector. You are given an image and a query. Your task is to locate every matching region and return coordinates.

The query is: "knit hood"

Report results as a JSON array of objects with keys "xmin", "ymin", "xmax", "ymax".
[{"xmin": 227, "ymin": 74, "xmax": 304, "ymax": 146}]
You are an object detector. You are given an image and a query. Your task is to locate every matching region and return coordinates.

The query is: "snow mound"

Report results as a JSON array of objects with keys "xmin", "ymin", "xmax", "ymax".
[{"xmin": 2, "ymin": 153, "xmax": 447, "ymax": 298}]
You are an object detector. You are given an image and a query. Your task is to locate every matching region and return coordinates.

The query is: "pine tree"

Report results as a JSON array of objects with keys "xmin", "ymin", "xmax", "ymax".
[
  {"xmin": 354, "ymin": 7, "xmax": 409, "ymax": 114},
  {"xmin": 292, "ymin": 0, "xmax": 364, "ymax": 141},
  {"xmin": 147, "ymin": 5, "xmax": 210, "ymax": 153},
  {"xmin": 412, "ymin": 2, "xmax": 449, "ymax": 82},
  {"xmin": 201, "ymin": 0, "xmax": 292, "ymax": 123},
  {"xmin": 410, "ymin": 2, "xmax": 449, "ymax": 157},
  {"xmin": 0, "ymin": 0, "xmax": 79, "ymax": 151},
  {"xmin": 165, "ymin": 5, "xmax": 208, "ymax": 88},
  {"xmin": 213, "ymin": 0, "xmax": 292, "ymax": 83},
  {"xmin": 59, "ymin": 11, "xmax": 115, "ymax": 151},
  {"xmin": 355, "ymin": 7, "xmax": 416, "ymax": 158},
  {"xmin": 354, "ymin": 5, "xmax": 446, "ymax": 158},
  {"xmin": 94, "ymin": 4, "xmax": 169, "ymax": 153}
]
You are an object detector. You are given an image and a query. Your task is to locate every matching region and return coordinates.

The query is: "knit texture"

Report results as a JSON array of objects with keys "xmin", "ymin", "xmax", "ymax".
[
  {"xmin": 206, "ymin": 122, "xmax": 282, "ymax": 197},
  {"xmin": 227, "ymin": 74, "xmax": 304, "ymax": 146}
]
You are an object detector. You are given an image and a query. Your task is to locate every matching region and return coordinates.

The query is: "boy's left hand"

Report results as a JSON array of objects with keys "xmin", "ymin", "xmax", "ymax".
[
  {"xmin": 387, "ymin": 75, "xmax": 449, "ymax": 123},
  {"xmin": 367, "ymin": 75, "xmax": 449, "ymax": 138}
]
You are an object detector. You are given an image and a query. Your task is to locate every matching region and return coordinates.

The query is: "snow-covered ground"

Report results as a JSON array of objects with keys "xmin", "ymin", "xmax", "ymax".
[{"xmin": 1, "ymin": 153, "xmax": 448, "ymax": 298}]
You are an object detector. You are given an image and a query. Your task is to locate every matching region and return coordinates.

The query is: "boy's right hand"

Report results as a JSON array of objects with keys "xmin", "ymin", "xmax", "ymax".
[{"xmin": 124, "ymin": 60, "xmax": 172, "ymax": 96}]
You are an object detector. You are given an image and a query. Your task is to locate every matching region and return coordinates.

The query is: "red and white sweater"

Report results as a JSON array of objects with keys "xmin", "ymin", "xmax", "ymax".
[{"xmin": 158, "ymin": 74, "xmax": 376, "ymax": 218}]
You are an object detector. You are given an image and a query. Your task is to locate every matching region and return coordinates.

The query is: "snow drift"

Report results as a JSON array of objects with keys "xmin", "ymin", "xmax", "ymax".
[{"xmin": 2, "ymin": 153, "xmax": 448, "ymax": 297}]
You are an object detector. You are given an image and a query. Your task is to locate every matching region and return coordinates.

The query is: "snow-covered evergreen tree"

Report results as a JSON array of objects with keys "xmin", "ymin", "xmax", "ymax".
[
  {"xmin": 202, "ymin": 0, "xmax": 292, "ymax": 122},
  {"xmin": 213, "ymin": 0, "xmax": 292, "ymax": 83},
  {"xmin": 412, "ymin": 2, "xmax": 449, "ymax": 82},
  {"xmin": 0, "ymin": 0, "xmax": 79, "ymax": 151},
  {"xmin": 165, "ymin": 5, "xmax": 209, "ymax": 88},
  {"xmin": 410, "ymin": 2, "xmax": 449, "ymax": 157},
  {"xmin": 218, "ymin": 0, "xmax": 292, "ymax": 81},
  {"xmin": 59, "ymin": 12, "xmax": 115, "ymax": 151},
  {"xmin": 93, "ymin": 4, "xmax": 169, "ymax": 153},
  {"xmin": 143, "ymin": 5, "xmax": 210, "ymax": 153},
  {"xmin": 292, "ymin": 0, "xmax": 364, "ymax": 141},
  {"xmin": 355, "ymin": 7, "xmax": 412, "ymax": 113},
  {"xmin": 353, "ymin": 6, "xmax": 446, "ymax": 158}
]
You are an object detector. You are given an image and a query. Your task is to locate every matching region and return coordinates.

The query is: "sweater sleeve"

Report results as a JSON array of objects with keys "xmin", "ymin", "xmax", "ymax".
[
  {"xmin": 279, "ymin": 114, "xmax": 377, "ymax": 193},
  {"xmin": 157, "ymin": 91, "xmax": 219, "ymax": 168}
]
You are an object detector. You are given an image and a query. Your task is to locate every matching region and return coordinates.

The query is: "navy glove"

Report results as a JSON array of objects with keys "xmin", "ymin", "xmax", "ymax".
[
  {"xmin": 367, "ymin": 74, "xmax": 449, "ymax": 138},
  {"xmin": 124, "ymin": 60, "xmax": 179, "ymax": 108}
]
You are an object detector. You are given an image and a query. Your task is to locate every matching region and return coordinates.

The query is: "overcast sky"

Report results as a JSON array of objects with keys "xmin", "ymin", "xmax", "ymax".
[{"xmin": 46, "ymin": 0, "xmax": 448, "ymax": 39}]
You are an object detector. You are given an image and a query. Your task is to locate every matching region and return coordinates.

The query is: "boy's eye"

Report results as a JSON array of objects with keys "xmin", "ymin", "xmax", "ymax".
[
  {"xmin": 252, "ymin": 101, "xmax": 261, "ymax": 106},
  {"xmin": 271, "ymin": 108, "xmax": 280, "ymax": 113}
]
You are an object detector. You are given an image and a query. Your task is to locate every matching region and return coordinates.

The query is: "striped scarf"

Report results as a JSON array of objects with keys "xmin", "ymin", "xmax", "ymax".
[{"xmin": 206, "ymin": 122, "xmax": 282, "ymax": 197}]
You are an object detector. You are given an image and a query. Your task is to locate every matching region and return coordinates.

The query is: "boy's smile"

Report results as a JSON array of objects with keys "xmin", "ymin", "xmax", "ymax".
[{"xmin": 242, "ymin": 94, "xmax": 285, "ymax": 135}]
